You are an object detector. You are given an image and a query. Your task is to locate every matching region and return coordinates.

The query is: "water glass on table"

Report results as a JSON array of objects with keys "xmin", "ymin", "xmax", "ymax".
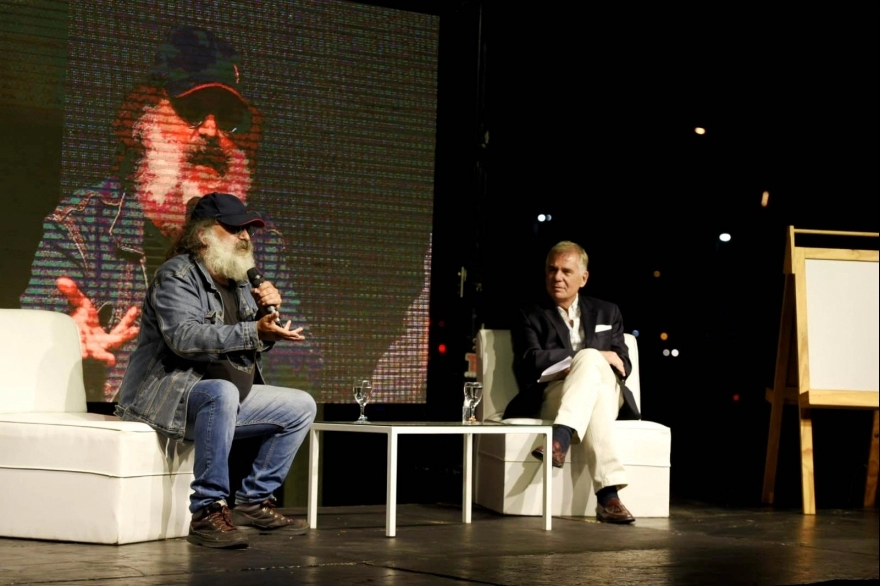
[
  {"xmin": 462, "ymin": 381, "xmax": 483, "ymax": 424},
  {"xmin": 353, "ymin": 379, "xmax": 373, "ymax": 423}
]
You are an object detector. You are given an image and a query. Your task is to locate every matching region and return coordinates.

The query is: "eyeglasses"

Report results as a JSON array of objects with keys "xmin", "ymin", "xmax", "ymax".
[
  {"xmin": 219, "ymin": 222, "xmax": 256, "ymax": 237},
  {"xmin": 169, "ymin": 89, "xmax": 252, "ymax": 135}
]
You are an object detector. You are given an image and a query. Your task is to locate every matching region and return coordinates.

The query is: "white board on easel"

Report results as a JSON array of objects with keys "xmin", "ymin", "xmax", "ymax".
[{"xmin": 804, "ymin": 257, "xmax": 879, "ymax": 393}]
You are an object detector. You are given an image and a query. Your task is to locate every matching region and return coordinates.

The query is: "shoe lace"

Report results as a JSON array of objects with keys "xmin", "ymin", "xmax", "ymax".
[
  {"xmin": 260, "ymin": 500, "xmax": 284, "ymax": 520},
  {"xmin": 207, "ymin": 504, "xmax": 236, "ymax": 531}
]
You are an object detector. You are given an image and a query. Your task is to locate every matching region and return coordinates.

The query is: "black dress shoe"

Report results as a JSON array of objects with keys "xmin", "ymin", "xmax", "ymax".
[
  {"xmin": 531, "ymin": 440, "xmax": 568, "ymax": 468},
  {"xmin": 596, "ymin": 498, "xmax": 635, "ymax": 524}
]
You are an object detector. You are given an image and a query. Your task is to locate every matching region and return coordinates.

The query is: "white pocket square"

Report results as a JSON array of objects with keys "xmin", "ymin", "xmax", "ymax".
[{"xmin": 595, "ymin": 324, "xmax": 612, "ymax": 332}]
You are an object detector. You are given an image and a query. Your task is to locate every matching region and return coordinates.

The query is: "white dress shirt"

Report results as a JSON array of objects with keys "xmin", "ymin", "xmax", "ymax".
[{"xmin": 556, "ymin": 294, "xmax": 585, "ymax": 351}]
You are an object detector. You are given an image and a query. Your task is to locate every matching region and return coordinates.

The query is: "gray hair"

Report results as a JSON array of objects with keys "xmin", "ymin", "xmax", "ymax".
[{"xmin": 546, "ymin": 241, "xmax": 588, "ymax": 271}]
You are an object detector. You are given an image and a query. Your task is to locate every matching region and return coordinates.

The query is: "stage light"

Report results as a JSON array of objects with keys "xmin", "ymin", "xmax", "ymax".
[
  {"xmin": 694, "ymin": 127, "xmax": 706, "ymax": 135},
  {"xmin": 537, "ymin": 214, "xmax": 546, "ymax": 222},
  {"xmin": 660, "ymin": 332, "xmax": 668, "ymax": 341},
  {"xmin": 719, "ymin": 233, "xmax": 731, "ymax": 242},
  {"xmin": 437, "ymin": 343, "xmax": 447, "ymax": 354},
  {"xmin": 671, "ymin": 349, "xmax": 680, "ymax": 357},
  {"xmin": 632, "ymin": 329, "xmax": 639, "ymax": 337},
  {"xmin": 761, "ymin": 191, "xmax": 770, "ymax": 207},
  {"xmin": 653, "ymin": 270, "xmax": 661, "ymax": 278},
  {"xmin": 662, "ymin": 349, "xmax": 670, "ymax": 357}
]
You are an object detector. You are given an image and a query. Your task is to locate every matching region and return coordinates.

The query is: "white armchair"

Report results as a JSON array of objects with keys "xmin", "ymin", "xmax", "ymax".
[
  {"xmin": 0, "ymin": 309, "xmax": 194, "ymax": 544},
  {"xmin": 474, "ymin": 329, "xmax": 671, "ymax": 517}
]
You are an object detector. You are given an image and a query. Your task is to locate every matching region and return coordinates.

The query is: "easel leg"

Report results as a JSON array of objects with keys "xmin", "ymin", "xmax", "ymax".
[
  {"xmin": 798, "ymin": 406, "xmax": 816, "ymax": 515},
  {"xmin": 864, "ymin": 410, "xmax": 879, "ymax": 508},
  {"xmin": 763, "ymin": 398, "xmax": 784, "ymax": 504},
  {"xmin": 763, "ymin": 274, "xmax": 794, "ymax": 505}
]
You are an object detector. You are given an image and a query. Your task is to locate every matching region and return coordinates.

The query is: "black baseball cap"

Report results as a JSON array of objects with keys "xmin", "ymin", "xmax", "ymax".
[
  {"xmin": 150, "ymin": 25, "xmax": 247, "ymax": 104},
  {"xmin": 190, "ymin": 193, "xmax": 265, "ymax": 228}
]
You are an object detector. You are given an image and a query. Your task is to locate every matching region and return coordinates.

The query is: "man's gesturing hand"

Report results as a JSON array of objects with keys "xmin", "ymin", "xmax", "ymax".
[
  {"xmin": 256, "ymin": 313, "xmax": 305, "ymax": 342},
  {"xmin": 599, "ymin": 350, "xmax": 626, "ymax": 377},
  {"xmin": 56, "ymin": 277, "xmax": 140, "ymax": 366}
]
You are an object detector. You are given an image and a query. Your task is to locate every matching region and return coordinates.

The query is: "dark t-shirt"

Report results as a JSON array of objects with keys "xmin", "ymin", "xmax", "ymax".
[{"xmin": 203, "ymin": 277, "xmax": 255, "ymax": 401}]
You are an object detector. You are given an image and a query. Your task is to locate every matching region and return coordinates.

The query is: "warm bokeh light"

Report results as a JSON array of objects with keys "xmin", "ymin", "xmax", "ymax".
[
  {"xmin": 653, "ymin": 270, "xmax": 661, "ymax": 278},
  {"xmin": 761, "ymin": 190, "xmax": 770, "ymax": 207},
  {"xmin": 437, "ymin": 343, "xmax": 447, "ymax": 354},
  {"xmin": 732, "ymin": 394, "xmax": 741, "ymax": 402},
  {"xmin": 694, "ymin": 127, "xmax": 706, "ymax": 135},
  {"xmin": 660, "ymin": 332, "xmax": 668, "ymax": 341}
]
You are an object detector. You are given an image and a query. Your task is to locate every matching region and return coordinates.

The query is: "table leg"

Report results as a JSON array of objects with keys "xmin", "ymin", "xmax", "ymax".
[
  {"xmin": 543, "ymin": 429, "xmax": 552, "ymax": 530},
  {"xmin": 463, "ymin": 432, "xmax": 473, "ymax": 523},
  {"xmin": 386, "ymin": 429, "xmax": 398, "ymax": 537},
  {"xmin": 308, "ymin": 427, "xmax": 319, "ymax": 529}
]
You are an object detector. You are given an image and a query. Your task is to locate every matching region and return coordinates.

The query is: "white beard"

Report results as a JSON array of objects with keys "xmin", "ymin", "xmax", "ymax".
[{"xmin": 200, "ymin": 229, "xmax": 256, "ymax": 282}]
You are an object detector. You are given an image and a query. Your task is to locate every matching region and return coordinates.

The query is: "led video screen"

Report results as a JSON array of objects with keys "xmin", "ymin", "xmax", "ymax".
[{"xmin": 14, "ymin": 0, "xmax": 438, "ymax": 403}]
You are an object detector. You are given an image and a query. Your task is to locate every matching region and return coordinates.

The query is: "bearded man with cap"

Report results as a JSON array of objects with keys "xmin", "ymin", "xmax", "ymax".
[
  {"xmin": 20, "ymin": 25, "xmax": 322, "ymax": 402},
  {"xmin": 115, "ymin": 192, "xmax": 317, "ymax": 549}
]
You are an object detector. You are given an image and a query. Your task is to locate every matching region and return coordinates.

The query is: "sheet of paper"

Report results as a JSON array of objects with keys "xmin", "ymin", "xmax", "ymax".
[{"xmin": 538, "ymin": 356, "xmax": 572, "ymax": 383}]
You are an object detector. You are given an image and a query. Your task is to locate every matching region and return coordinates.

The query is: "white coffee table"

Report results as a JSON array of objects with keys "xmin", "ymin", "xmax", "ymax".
[{"xmin": 307, "ymin": 421, "xmax": 553, "ymax": 536}]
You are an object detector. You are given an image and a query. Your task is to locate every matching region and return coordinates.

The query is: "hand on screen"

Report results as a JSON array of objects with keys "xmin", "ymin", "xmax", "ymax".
[{"xmin": 56, "ymin": 277, "xmax": 140, "ymax": 366}]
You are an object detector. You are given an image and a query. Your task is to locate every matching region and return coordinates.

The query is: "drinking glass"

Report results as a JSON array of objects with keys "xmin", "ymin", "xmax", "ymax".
[
  {"xmin": 353, "ymin": 379, "xmax": 373, "ymax": 423},
  {"xmin": 463, "ymin": 382, "xmax": 483, "ymax": 424}
]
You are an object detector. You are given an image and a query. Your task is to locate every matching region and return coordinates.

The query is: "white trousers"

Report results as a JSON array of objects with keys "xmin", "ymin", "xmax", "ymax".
[{"xmin": 540, "ymin": 348, "xmax": 628, "ymax": 492}]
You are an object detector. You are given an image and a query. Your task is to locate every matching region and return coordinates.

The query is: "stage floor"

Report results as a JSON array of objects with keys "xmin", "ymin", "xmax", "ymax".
[{"xmin": 0, "ymin": 501, "xmax": 877, "ymax": 586}]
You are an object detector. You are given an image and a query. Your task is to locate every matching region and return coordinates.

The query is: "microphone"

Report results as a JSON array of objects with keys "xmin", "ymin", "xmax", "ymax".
[{"xmin": 246, "ymin": 267, "xmax": 282, "ymax": 326}]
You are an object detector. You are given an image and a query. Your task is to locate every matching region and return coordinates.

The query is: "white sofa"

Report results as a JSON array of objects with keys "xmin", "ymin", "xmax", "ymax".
[
  {"xmin": 474, "ymin": 329, "xmax": 671, "ymax": 518},
  {"xmin": 0, "ymin": 309, "xmax": 194, "ymax": 544}
]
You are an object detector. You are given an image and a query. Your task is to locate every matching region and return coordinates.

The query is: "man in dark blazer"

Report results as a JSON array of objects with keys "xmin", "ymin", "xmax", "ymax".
[{"xmin": 505, "ymin": 241, "xmax": 639, "ymax": 523}]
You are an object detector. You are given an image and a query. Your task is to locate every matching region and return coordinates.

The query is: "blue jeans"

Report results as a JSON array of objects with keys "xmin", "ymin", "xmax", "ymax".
[{"xmin": 184, "ymin": 380, "xmax": 317, "ymax": 513}]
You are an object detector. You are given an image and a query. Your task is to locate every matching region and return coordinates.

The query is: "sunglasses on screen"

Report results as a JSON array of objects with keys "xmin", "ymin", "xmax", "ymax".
[
  {"xmin": 219, "ymin": 222, "xmax": 256, "ymax": 237},
  {"xmin": 169, "ymin": 89, "xmax": 252, "ymax": 135}
]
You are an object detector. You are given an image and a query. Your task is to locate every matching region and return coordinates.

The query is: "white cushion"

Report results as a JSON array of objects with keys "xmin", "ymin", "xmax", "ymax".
[
  {"xmin": 0, "ymin": 309, "xmax": 86, "ymax": 414},
  {"xmin": 0, "ymin": 413, "xmax": 194, "ymax": 478}
]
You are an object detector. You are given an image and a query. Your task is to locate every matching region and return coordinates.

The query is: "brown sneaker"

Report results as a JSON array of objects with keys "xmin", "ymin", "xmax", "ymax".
[
  {"xmin": 188, "ymin": 500, "xmax": 249, "ymax": 549},
  {"xmin": 232, "ymin": 499, "xmax": 309, "ymax": 535}
]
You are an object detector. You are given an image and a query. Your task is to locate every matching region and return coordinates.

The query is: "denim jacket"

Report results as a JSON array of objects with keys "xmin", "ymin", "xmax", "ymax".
[
  {"xmin": 115, "ymin": 253, "xmax": 271, "ymax": 439},
  {"xmin": 20, "ymin": 178, "xmax": 323, "ymax": 402}
]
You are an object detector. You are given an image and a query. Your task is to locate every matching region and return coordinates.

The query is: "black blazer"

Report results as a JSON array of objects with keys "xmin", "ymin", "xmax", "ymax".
[{"xmin": 503, "ymin": 294, "xmax": 641, "ymax": 421}]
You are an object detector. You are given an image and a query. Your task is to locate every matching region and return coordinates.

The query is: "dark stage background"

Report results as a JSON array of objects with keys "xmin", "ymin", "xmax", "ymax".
[{"xmin": 1, "ymin": 1, "xmax": 878, "ymax": 510}]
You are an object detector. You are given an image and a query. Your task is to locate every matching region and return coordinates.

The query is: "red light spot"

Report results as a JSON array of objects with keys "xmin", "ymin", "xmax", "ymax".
[
  {"xmin": 438, "ymin": 320, "xmax": 446, "ymax": 328},
  {"xmin": 438, "ymin": 344, "xmax": 447, "ymax": 354},
  {"xmin": 732, "ymin": 394, "xmax": 740, "ymax": 402}
]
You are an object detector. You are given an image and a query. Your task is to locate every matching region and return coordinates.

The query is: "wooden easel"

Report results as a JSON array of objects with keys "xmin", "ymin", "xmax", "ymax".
[{"xmin": 762, "ymin": 227, "xmax": 879, "ymax": 514}]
